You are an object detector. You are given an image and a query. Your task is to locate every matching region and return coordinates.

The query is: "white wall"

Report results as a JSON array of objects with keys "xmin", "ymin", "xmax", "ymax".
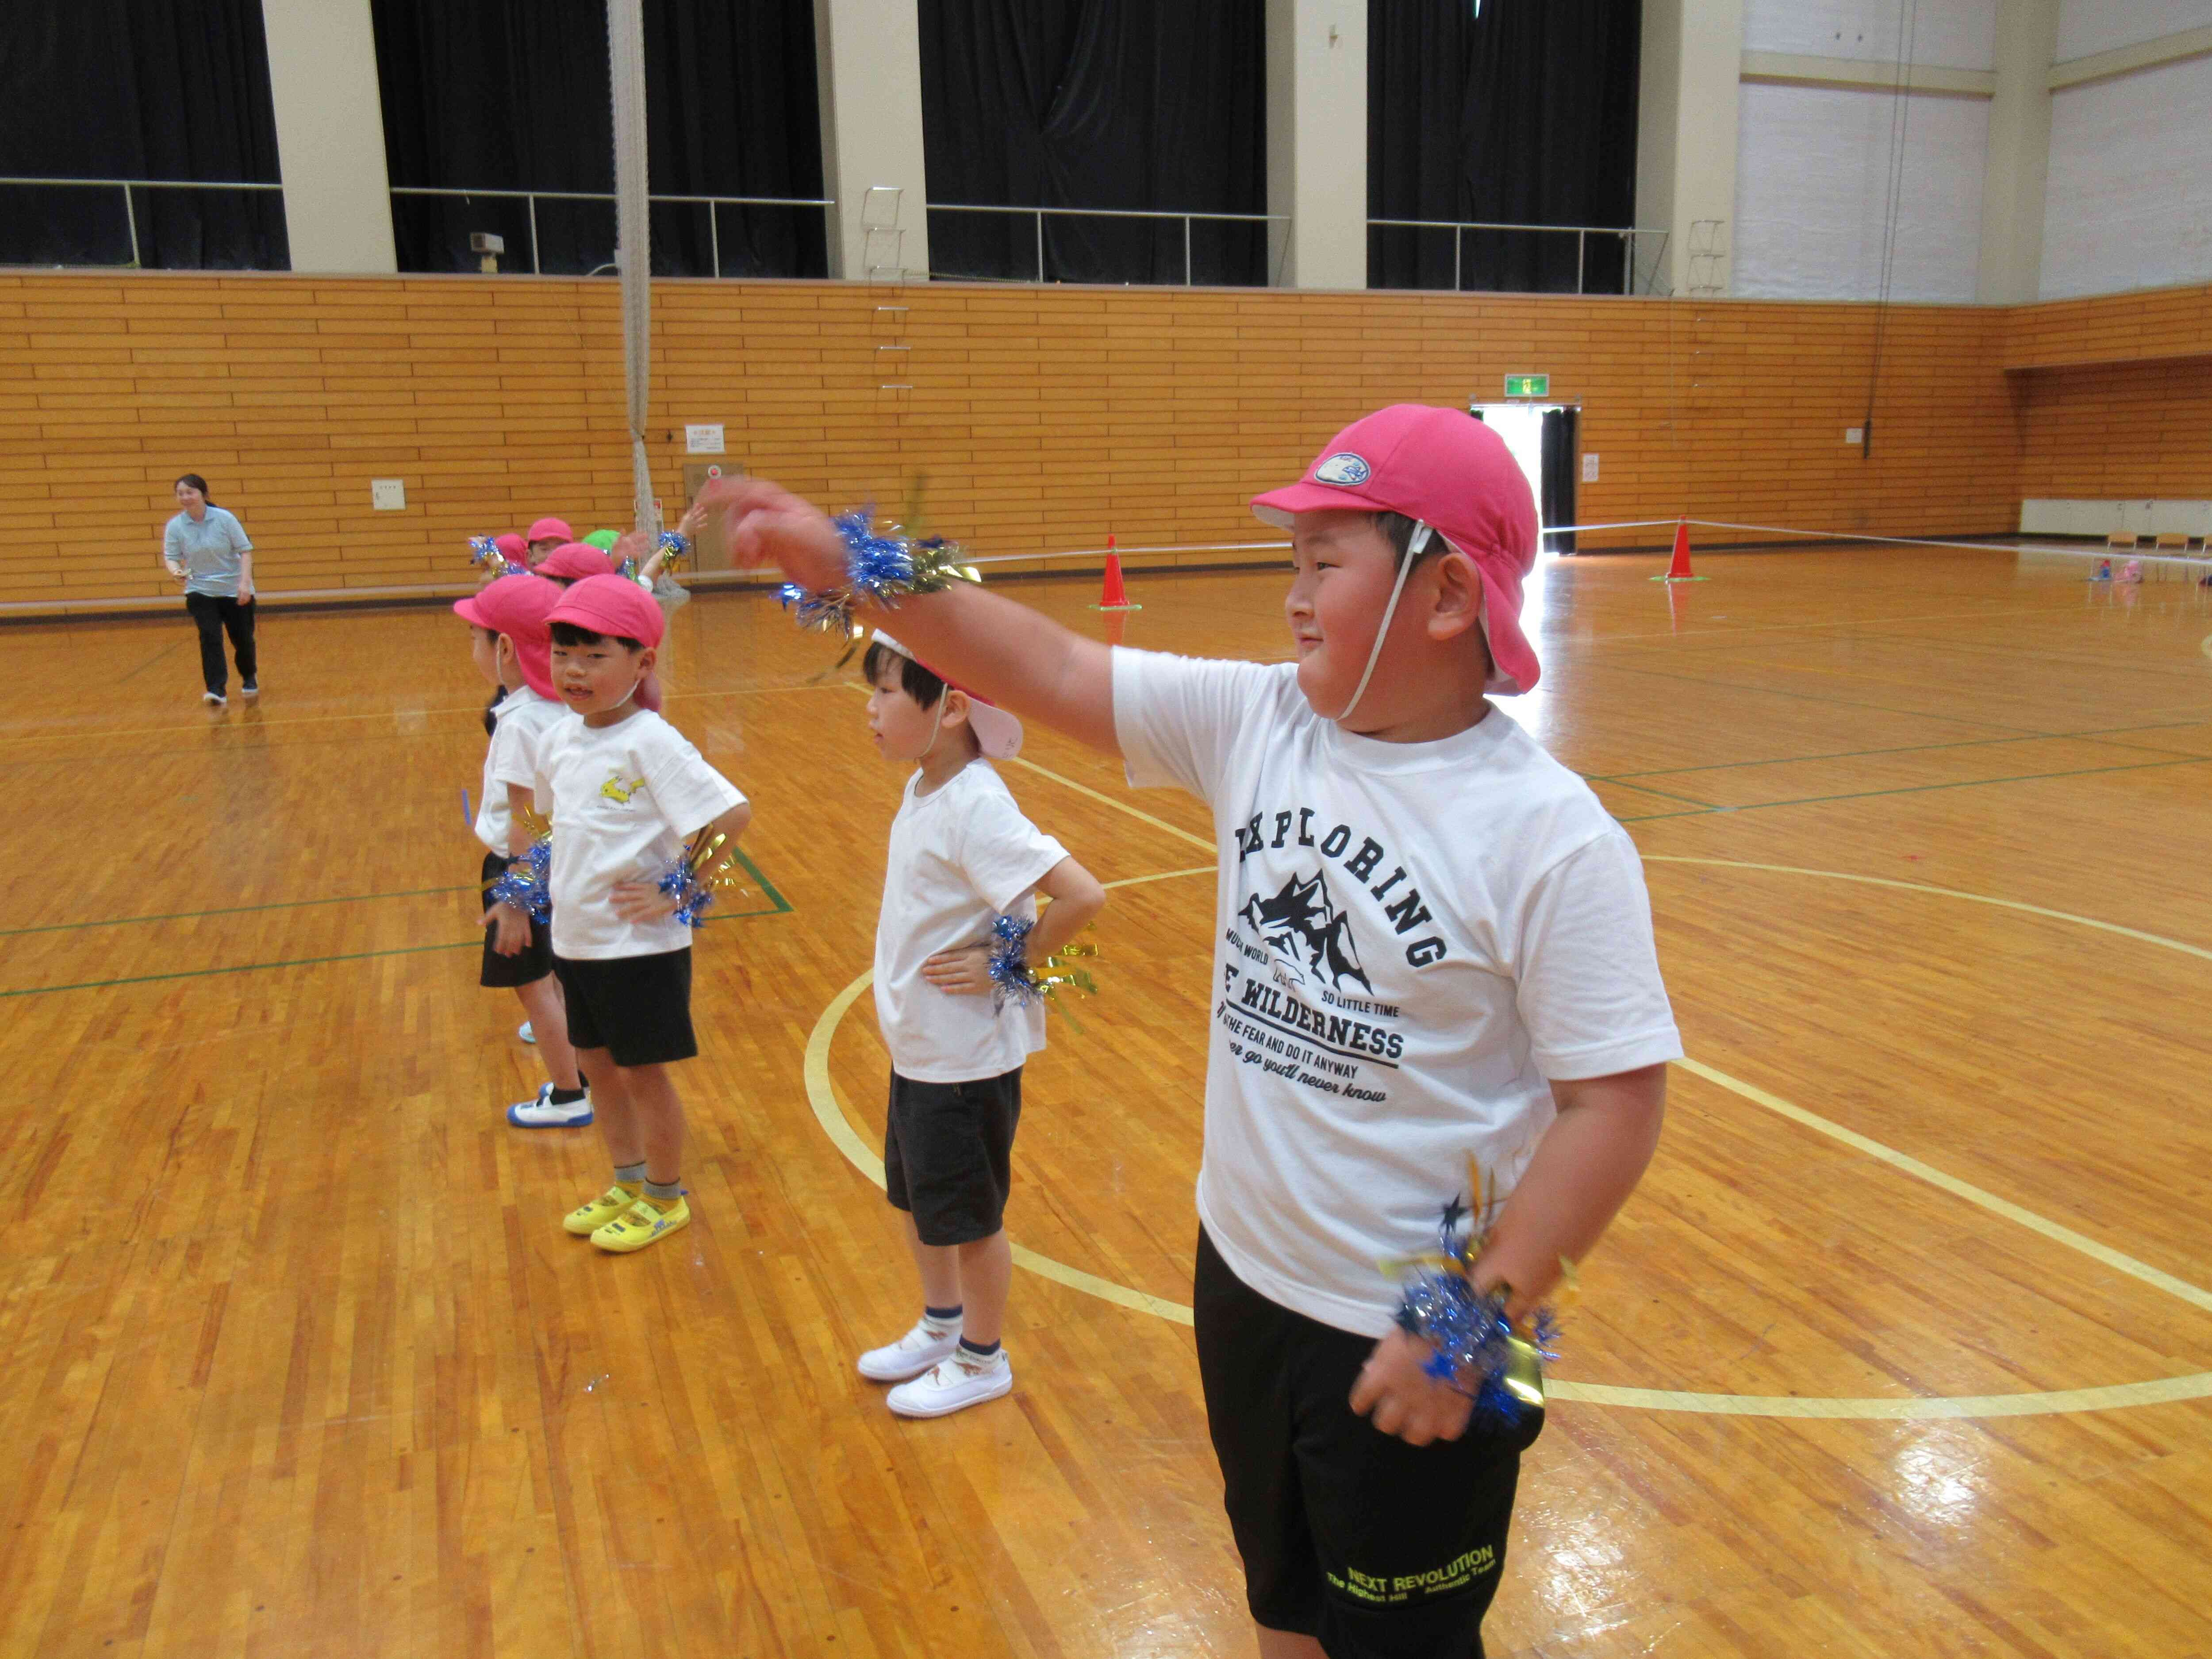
[
  {"xmin": 1743, "ymin": 0, "xmax": 1996, "ymax": 69},
  {"xmin": 2056, "ymin": 0, "xmax": 2212, "ymax": 60},
  {"xmin": 1733, "ymin": 81, "xmax": 1989, "ymax": 300},
  {"xmin": 2039, "ymin": 53, "xmax": 2212, "ymax": 297}
]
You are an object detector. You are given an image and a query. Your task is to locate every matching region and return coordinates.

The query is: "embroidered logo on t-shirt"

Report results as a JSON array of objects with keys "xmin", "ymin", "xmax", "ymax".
[
  {"xmin": 1312, "ymin": 452, "xmax": 1371, "ymax": 486},
  {"xmin": 600, "ymin": 770, "xmax": 647, "ymax": 804}
]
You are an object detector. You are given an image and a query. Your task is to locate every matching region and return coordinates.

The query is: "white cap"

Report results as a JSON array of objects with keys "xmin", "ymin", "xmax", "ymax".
[{"xmin": 869, "ymin": 630, "xmax": 1025, "ymax": 759}]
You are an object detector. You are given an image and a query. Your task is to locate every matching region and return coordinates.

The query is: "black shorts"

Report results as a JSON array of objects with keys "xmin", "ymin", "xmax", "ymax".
[
  {"xmin": 883, "ymin": 1067, "xmax": 1022, "ymax": 1246},
  {"xmin": 551, "ymin": 948, "xmax": 695, "ymax": 1067},
  {"xmin": 478, "ymin": 850, "xmax": 553, "ymax": 988},
  {"xmin": 1194, "ymin": 1228, "xmax": 1543, "ymax": 1659}
]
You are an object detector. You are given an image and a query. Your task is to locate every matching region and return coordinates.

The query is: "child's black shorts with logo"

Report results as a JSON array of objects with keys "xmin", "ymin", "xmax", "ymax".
[
  {"xmin": 883, "ymin": 1067, "xmax": 1023, "ymax": 1245},
  {"xmin": 1194, "ymin": 1226, "xmax": 1544, "ymax": 1659}
]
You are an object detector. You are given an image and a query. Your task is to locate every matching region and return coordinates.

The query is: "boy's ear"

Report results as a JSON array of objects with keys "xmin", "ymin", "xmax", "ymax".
[
  {"xmin": 938, "ymin": 686, "xmax": 974, "ymax": 730},
  {"xmin": 637, "ymin": 645, "xmax": 658, "ymax": 674},
  {"xmin": 1423, "ymin": 549, "xmax": 1485, "ymax": 644}
]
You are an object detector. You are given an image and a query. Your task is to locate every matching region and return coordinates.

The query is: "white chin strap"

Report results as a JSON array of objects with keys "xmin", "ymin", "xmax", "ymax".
[{"xmin": 1336, "ymin": 520, "xmax": 1432, "ymax": 723}]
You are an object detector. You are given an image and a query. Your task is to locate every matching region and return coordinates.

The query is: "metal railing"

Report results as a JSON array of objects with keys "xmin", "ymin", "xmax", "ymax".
[
  {"xmin": 1367, "ymin": 219, "xmax": 1670, "ymax": 296},
  {"xmin": 0, "ymin": 176, "xmax": 284, "ymax": 268},
  {"xmin": 926, "ymin": 203, "xmax": 1292, "ymax": 286},
  {"xmin": 387, "ymin": 185, "xmax": 836, "ymax": 277}
]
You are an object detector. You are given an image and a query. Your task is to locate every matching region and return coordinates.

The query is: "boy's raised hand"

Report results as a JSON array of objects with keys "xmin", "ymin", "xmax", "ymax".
[{"xmin": 696, "ymin": 476, "xmax": 846, "ymax": 589}]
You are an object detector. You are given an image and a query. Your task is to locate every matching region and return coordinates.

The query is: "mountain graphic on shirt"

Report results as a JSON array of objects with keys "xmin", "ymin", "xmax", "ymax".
[{"xmin": 1238, "ymin": 869, "xmax": 1372, "ymax": 993}]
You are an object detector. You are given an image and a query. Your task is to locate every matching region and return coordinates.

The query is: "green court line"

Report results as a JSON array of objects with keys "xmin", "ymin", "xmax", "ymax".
[
  {"xmin": 1593, "ymin": 660, "xmax": 2051, "ymax": 737},
  {"xmin": 1, "ymin": 898, "xmax": 793, "ymax": 1000},
  {"xmin": 1584, "ymin": 718, "xmax": 2212, "ymax": 785},
  {"xmin": 0, "ymin": 939, "xmax": 480, "ymax": 999},
  {"xmin": 1607, "ymin": 753, "xmax": 2212, "ymax": 822},
  {"xmin": 3, "ymin": 847, "xmax": 794, "ymax": 939},
  {"xmin": 726, "ymin": 845, "xmax": 793, "ymax": 914},
  {"xmin": 0, "ymin": 884, "xmax": 476, "ymax": 938}
]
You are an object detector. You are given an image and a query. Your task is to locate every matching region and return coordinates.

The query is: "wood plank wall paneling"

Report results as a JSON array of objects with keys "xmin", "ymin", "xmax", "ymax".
[
  {"xmin": 2004, "ymin": 282, "xmax": 2212, "ymax": 370},
  {"xmin": 2015, "ymin": 354, "xmax": 2212, "ymax": 499},
  {"xmin": 1, "ymin": 269, "xmax": 2204, "ymax": 607}
]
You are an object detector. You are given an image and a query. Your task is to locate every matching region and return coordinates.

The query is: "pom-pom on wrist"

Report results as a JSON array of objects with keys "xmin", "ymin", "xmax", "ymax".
[
  {"xmin": 777, "ymin": 510, "xmax": 979, "ymax": 637},
  {"xmin": 487, "ymin": 837, "xmax": 552, "ymax": 922}
]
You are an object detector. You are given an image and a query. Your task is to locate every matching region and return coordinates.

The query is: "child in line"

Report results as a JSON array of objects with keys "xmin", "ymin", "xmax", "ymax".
[
  {"xmin": 537, "ymin": 541, "xmax": 618, "ymax": 586},
  {"xmin": 534, "ymin": 575, "xmax": 752, "ymax": 1252},
  {"xmin": 854, "ymin": 631, "xmax": 1106, "ymax": 1417},
  {"xmin": 457, "ymin": 572, "xmax": 587, "ymax": 1125},
  {"xmin": 525, "ymin": 516, "xmax": 573, "ymax": 566},
  {"xmin": 710, "ymin": 405, "xmax": 1679, "ymax": 1657}
]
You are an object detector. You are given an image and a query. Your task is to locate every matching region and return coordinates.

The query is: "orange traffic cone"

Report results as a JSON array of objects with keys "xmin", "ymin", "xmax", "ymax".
[
  {"xmin": 1652, "ymin": 518, "xmax": 1706, "ymax": 583},
  {"xmin": 1091, "ymin": 533, "xmax": 1142, "ymax": 611}
]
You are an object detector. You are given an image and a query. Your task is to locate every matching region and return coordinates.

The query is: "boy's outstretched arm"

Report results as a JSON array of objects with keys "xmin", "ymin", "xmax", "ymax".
[{"xmin": 703, "ymin": 477, "xmax": 1119, "ymax": 756}]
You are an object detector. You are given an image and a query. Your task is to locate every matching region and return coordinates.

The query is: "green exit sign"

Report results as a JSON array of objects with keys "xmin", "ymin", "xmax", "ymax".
[{"xmin": 1503, "ymin": 373, "xmax": 1549, "ymax": 398}]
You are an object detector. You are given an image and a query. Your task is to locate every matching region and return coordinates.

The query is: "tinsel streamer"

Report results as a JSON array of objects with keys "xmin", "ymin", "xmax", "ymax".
[
  {"xmin": 468, "ymin": 535, "xmax": 528, "ymax": 577},
  {"xmin": 1380, "ymin": 1156, "xmax": 1561, "ymax": 1427},
  {"xmin": 776, "ymin": 509, "xmax": 980, "ymax": 640},
  {"xmin": 487, "ymin": 837, "xmax": 552, "ymax": 923},
  {"xmin": 985, "ymin": 914, "xmax": 1101, "ymax": 1016},
  {"xmin": 652, "ymin": 828, "xmax": 745, "ymax": 928},
  {"xmin": 656, "ymin": 531, "xmax": 688, "ymax": 571}
]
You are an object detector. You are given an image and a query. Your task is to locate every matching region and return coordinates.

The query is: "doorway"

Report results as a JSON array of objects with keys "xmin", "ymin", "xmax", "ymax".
[{"xmin": 1470, "ymin": 403, "xmax": 1577, "ymax": 553}]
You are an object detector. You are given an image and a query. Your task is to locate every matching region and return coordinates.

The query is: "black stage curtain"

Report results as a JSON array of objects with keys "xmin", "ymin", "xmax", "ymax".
[
  {"xmin": 1541, "ymin": 405, "xmax": 1578, "ymax": 552},
  {"xmin": 370, "ymin": 0, "xmax": 826, "ymax": 278},
  {"xmin": 918, "ymin": 0, "xmax": 1266, "ymax": 285},
  {"xmin": 1369, "ymin": 0, "xmax": 1639, "ymax": 294},
  {"xmin": 0, "ymin": 0, "xmax": 287, "ymax": 269}
]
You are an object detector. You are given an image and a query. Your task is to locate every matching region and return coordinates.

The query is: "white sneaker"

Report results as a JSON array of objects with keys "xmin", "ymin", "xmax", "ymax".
[
  {"xmin": 887, "ymin": 1348, "xmax": 1013, "ymax": 1418},
  {"xmin": 202, "ymin": 691, "xmax": 226, "ymax": 706},
  {"xmin": 856, "ymin": 1317, "xmax": 962, "ymax": 1382},
  {"xmin": 507, "ymin": 1082, "xmax": 592, "ymax": 1128},
  {"xmin": 518, "ymin": 1021, "xmax": 536, "ymax": 1044}
]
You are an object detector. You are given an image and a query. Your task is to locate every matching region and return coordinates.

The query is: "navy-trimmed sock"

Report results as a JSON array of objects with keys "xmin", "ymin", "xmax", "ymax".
[
  {"xmin": 921, "ymin": 1304, "xmax": 963, "ymax": 1335},
  {"xmin": 957, "ymin": 1336, "xmax": 1001, "ymax": 1360},
  {"xmin": 549, "ymin": 1085, "xmax": 587, "ymax": 1106}
]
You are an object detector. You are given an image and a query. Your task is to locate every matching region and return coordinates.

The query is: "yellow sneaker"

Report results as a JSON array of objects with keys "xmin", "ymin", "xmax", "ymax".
[
  {"xmin": 564, "ymin": 1183, "xmax": 642, "ymax": 1237},
  {"xmin": 592, "ymin": 1195, "xmax": 691, "ymax": 1253}
]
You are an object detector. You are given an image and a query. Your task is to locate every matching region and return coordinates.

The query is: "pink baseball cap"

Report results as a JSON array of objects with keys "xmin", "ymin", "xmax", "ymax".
[
  {"xmin": 1251, "ymin": 404, "xmax": 1541, "ymax": 694},
  {"xmin": 870, "ymin": 630, "xmax": 1024, "ymax": 759},
  {"xmin": 526, "ymin": 516, "xmax": 574, "ymax": 545},
  {"xmin": 453, "ymin": 572, "xmax": 562, "ymax": 699},
  {"xmin": 546, "ymin": 572, "xmax": 665, "ymax": 649},
  {"xmin": 537, "ymin": 541, "xmax": 618, "ymax": 582},
  {"xmin": 493, "ymin": 532, "xmax": 528, "ymax": 564}
]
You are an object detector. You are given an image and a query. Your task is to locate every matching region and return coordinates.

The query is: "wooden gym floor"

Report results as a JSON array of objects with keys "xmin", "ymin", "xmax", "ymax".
[{"xmin": 3, "ymin": 544, "xmax": 2210, "ymax": 1658}]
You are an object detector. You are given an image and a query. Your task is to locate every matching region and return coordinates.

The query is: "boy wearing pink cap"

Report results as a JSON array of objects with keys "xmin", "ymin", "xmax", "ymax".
[
  {"xmin": 851, "ymin": 632, "xmax": 1106, "ymax": 1417},
  {"xmin": 525, "ymin": 517, "xmax": 573, "ymax": 565},
  {"xmin": 454, "ymin": 573, "xmax": 588, "ymax": 1126},
  {"xmin": 536, "ymin": 541, "xmax": 617, "ymax": 586},
  {"xmin": 714, "ymin": 406, "xmax": 1679, "ymax": 1659},
  {"xmin": 534, "ymin": 576, "xmax": 752, "ymax": 1253}
]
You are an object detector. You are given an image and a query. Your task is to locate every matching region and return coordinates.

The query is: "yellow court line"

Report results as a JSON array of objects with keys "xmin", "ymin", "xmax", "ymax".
[
  {"xmin": 1002, "ymin": 756, "xmax": 1217, "ymax": 854},
  {"xmin": 1644, "ymin": 855, "xmax": 2212, "ymax": 965},
  {"xmin": 798, "ymin": 745, "xmax": 2212, "ymax": 1417}
]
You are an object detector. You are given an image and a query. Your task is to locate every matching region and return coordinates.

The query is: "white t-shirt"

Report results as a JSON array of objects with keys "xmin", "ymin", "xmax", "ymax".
[
  {"xmin": 534, "ymin": 708, "xmax": 745, "ymax": 960},
  {"xmin": 474, "ymin": 687, "xmax": 568, "ymax": 853},
  {"xmin": 1113, "ymin": 649, "xmax": 1682, "ymax": 1337},
  {"xmin": 873, "ymin": 759, "xmax": 1070, "ymax": 1084}
]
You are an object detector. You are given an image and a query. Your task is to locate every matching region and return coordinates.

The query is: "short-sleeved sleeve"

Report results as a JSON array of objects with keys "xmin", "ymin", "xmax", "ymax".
[
  {"xmin": 488, "ymin": 714, "xmax": 534, "ymax": 792},
  {"xmin": 226, "ymin": 511, "xmax": 253, "ymax": 553},
  {"xmin": 1513, "ymin": 829, "xmax": 1683, "ymax": 1080},
  {"xmin": 957, "ymin": 784, "xmax": 1070, "ymax": 914},
  {"xmin": 164, "ymin": 517, "xmax": 183, "ymax": 558},
  {"xmin": 640, "ymin": 725, "xmax": 744, "ymax": 837},
  {"xmin": 1112, "ymin": 647, "xmax": 1283, "ymax": 804}
]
